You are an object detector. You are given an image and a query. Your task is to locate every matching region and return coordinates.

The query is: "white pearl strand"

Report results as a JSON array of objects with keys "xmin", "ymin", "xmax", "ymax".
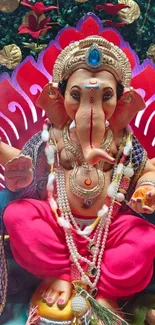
[
  {"xmin": 56, "ymin": 165, "xmax": 125, "ymax": 289},
  {"xmin": 56, "ymin": 170, "xmax": 104, "ymax": 265},
  {"xmin": 43, "ymin": 124, "xmax": 132, "ymax": 291}
]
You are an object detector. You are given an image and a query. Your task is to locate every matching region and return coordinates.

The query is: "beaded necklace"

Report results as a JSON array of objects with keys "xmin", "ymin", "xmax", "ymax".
[{"xmin": 42, "ymin": 123, "xmax": 134, "ymax": 295}]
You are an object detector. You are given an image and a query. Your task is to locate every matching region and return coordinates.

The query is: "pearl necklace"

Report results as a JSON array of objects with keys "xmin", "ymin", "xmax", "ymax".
[
  {"xmin": 56, "ymin": 165, "xmax": 124, "ymax": 290},
  {"xmin": 42, "ymin": 123, "xmax": 133, "ymax": 293}
]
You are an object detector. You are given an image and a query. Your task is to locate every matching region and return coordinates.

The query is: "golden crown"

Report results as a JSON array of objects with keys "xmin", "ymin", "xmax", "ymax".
[{"xmin": 53, "ymin": 36, "xmax": 131, "ymax": 87}]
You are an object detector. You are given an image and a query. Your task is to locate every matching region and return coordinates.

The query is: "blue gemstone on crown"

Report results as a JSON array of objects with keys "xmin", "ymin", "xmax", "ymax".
[
  {"xmin": 88, "ymin": 49, "xmax": 100, "ymax": 66},
  {"xmin": 85, "ymin": 43, "xmax": 103, "ymax": 68}
]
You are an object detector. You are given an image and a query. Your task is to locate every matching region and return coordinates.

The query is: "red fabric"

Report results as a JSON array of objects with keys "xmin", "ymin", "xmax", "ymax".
[{"xmin": 4, "ymin": 198, "xmax": 155, "ymax": 301}]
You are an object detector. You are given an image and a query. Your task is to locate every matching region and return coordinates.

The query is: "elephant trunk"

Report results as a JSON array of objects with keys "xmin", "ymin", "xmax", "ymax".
[{"xmin": 75, "ymin": 106, "xmax": 115, "ymax": 165}]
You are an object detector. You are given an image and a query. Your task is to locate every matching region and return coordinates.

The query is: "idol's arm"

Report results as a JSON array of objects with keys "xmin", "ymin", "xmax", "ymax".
[
  {"xmin": 0, "ymin": 139, "xmax": 20, "ymax": 166},
  {"xmin": 130, "ymin": 159, "xmax": 155, "ymax": 214},
  {"xmin": 137, "ymin": 159, "xmax": 155, "ymax": 185}
]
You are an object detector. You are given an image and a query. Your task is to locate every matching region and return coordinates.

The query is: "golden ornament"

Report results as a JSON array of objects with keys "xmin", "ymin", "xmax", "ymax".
[
  {"xmin": 23, "ymin": 42, "xmax": 47, "ymax": 52},
  {"xmin": 147, "ymin": 44, "xmax": 155, "ymax": 64},
  {"xmin": 118, "ymin": 0, "xmax": 141, "ymax": 24},
  {"xmin": 0, "ymin": 44, "xmax": 22, "ymax": 69},
  {"xmin": 0, "ymin": 0, "xmax": 20, "ymax": 13}
]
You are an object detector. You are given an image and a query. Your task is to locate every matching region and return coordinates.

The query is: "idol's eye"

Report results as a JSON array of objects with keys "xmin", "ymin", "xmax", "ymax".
[
  {"xmin": 102, "ymin": 91, "xmax": 113, "ymax": 102},
  {"xmin": 70, "ymin": 90, "xmax": 80, "ymax": 101}
]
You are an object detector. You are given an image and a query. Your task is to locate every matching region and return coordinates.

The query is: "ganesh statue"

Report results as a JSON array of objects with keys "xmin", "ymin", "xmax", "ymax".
[{"xmin": 1, "ymin": 15, "xmax": 155, "ymax": 325}]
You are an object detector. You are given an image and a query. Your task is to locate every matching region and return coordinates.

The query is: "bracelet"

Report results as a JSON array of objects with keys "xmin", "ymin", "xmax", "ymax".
[{"xmin": 137, "ymin": 179, "xmax": 155, "ymax": 187}]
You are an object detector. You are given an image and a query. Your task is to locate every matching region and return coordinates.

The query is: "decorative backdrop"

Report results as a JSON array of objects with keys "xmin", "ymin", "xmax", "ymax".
[
  {"xmin": 0, "ymin": 0, "xmax": 154, "ymax": 73},
  {"xmin": 0, "ymin": 2, "xmax": 155, "ymax": 190}
]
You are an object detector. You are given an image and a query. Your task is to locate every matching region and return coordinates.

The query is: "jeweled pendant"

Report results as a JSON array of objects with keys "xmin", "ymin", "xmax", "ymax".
[
  {"xmin": 85, "ymin": 43, "xmax": 103, "ymax": 68},
  {"xmin": 88, "ymin": 265, "xmax": 97, "ymax": 277},
  {"xmin": 83, "ymin": 199, "xmax": 93, "ymax": 208},
  {"xmin": 84, "ymin": 178, "xmax": 92, "ymax": 186}
]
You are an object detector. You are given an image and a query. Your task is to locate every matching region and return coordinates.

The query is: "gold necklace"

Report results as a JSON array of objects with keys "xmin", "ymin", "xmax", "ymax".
[
  {"xmin": 62, "ymin": 122, "xmax": 113, "ymax": 207},
  {"xmin": 69, "ymin": 166, "xmax": 105, "ymax": 204},
  {"xmin": 63, "ymin": 122, "xmax": 113, "ymax": 167}
]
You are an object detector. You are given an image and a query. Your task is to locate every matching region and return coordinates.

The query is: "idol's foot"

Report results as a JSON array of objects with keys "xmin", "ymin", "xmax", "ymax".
[
  {"xmin": 40, "ymin": 278, "xmax": 72, "ymax": 309},
  {"xmin": 146, "ymin": 309, "xmax": 155, "ymax": 325}
]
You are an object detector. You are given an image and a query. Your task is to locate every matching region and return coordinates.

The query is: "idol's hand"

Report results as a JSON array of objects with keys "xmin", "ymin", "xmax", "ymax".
[
  {"xmin": 129, "ymin": 185, "xmax": 155, "ymax": 214},
  {"xmin": 4, "ymin": 155, "xmax": 33, "ymax": 192}
]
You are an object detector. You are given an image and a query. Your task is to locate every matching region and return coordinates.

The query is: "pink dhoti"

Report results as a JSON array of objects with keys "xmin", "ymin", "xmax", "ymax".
[{"xmin": 3, "ymin": 198, "xmax": 155, "ymax": 301}]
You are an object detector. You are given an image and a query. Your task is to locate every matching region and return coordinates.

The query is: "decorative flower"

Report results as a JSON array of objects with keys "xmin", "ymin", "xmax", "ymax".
[
  {"xmin": 117, "ymin": 0, "xmax": 141, "ymax": 24},
  {"xmin": 96, "ymin": 3, "xmax": 130, "ymax": 15},
  {"xmin": 18, "ymin": 11, "xmax": 52, "ymax": 39},
  {"xmin": 21, "ymin": 0, "xmax": 58, "ymax": 15},
  {"xmin": 104, "ymin": 20, "xmax": 128, "ymax": 29}
]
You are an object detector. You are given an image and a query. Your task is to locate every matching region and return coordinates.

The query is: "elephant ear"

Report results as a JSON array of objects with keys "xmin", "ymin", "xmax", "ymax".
[
  {"xmin": 36, "ymin": 82, "xmax": 69, "ymax": 129},
  {"xmin": 109, "ymin": 88, "xmax": 146, "ymax": 132}
]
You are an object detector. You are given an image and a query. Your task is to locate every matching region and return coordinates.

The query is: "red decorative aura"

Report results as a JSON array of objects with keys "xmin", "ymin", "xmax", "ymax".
[
  {"xmin": 21, "ymin": 1, "xmax": 58, "ymax": 15},
  {"xmin": 18, "ymin": 12, "xmax": 52, "ymax": 38},
  {"xmin": 0, "ymin": 13, "xmax": 155, "ymax": 189}
]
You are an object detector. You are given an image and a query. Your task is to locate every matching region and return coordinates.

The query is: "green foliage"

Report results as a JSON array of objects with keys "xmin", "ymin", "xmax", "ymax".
[
  {"xmin": 0, "ymin": 0, "xmax": 155, "ymax": 73},
  {"xmin": 123, "ymin": 294, "xmax": 155, "ymax": 325},
  {"xmin": 74, "ymin": 285, "xmax": 128, "ymax": 325}
]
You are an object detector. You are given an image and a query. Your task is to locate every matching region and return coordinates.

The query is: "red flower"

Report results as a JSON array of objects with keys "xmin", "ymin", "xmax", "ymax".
[
  {"xmin": 104, "ymin": 20, "xmax": 128, "ymax": 29},
  {"xmin": 18, "ymin": 12, "xmax": 52, "ymax": 39},
  {"xmin": 21, "ymin": 0, "xmax": 58, "ymax": 15},
  {"xmin": 96, "ymin": 3, "xmax": 130, "ymax": 15}
]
